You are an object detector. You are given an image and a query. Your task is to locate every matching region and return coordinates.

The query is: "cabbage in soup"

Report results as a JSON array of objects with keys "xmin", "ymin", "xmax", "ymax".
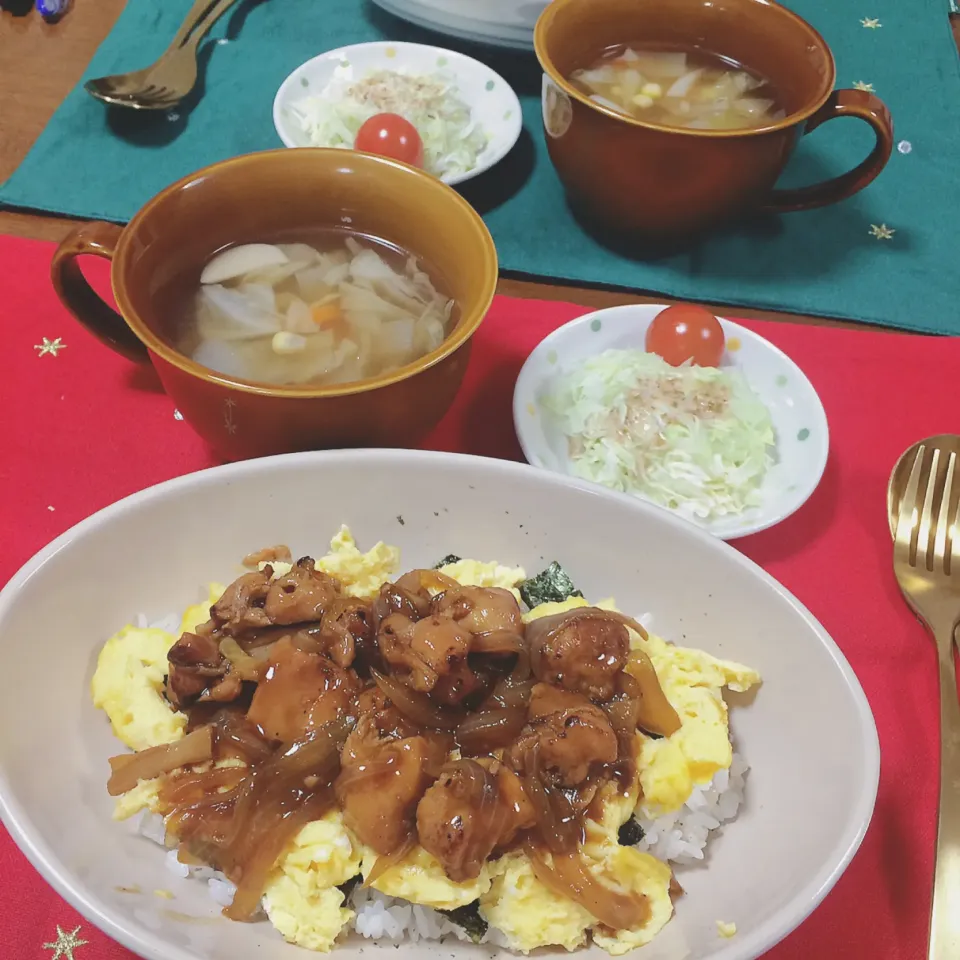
[
  {"xmin": 570, "ymin": 46, "xmax": 785, "ymax": 131},
  {"xmin": 178, "ymin": 231, "xmax": 456, "ymax": 387}
]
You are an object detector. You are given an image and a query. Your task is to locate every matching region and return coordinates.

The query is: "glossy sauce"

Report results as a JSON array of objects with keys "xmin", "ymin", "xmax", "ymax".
[{"xmin": 123, "ymin": 563, "xmax": 671, "ymax": 929}]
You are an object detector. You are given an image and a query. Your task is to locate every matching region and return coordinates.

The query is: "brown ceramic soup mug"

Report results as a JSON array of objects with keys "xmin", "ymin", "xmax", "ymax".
[
  {"xmin": 50, "ymin": 149, "xmax": 498, "ymax": 460},
  {"xmin": 534, "ymin": 0, "xmax": 894, "ymax": 243}
]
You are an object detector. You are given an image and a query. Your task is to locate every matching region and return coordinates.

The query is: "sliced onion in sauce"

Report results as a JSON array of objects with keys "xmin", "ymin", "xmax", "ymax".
[
  {"xmin": 470, "ymin": 631, "xmax": 526, "ymax": 655},
  {"xmin": 333, "ymin": 754, "xmax": 402, "ymax": 794},
  {"xmin": 219, "ymin": 637, "xmax": 265, "ymax": 682},
  {"xmin": 211, "ymin": 710, "xmax": 275, "ymax": 764},
  {"xmin": 524, "ymin": 843, "xmax": 650, "ymax": 930},
  {"xmin": 520, "ymin": 743, "xmax": 580, "ymax": 854},
  {"xmin": 503, "ymin": 645, "xmax": 532, "ymax": 684},
  {"xmin": 220, "ymin": 718, "xmax": 351, "ymax": 862},
  {"xmin": 494, "ymin": 676, "xmax": 534, "ymax": 710},
  {"xmin": 108, "ymin": 726, "xmax": 214, "ymax": 795},
  {"xmin": 226, "ymin": 790, "xmax": 334, "ymax": 920},
  {"xmin": 371, "ymin": 669, "xmax": 465, "ymax": 730},
  {"xmin": 456, "ymin": 706, "xmax": 528, "ymax": 755},
  {"xmin": 626, "ymin": 650, "xmax": 682, "ymax": 737},
  {"xmin": 603, "ymin": 673, "xmax": 644, "ymax": 746},
  {"xmin": 364, "ymin": 835, "xmax": 416, "ymax": 887},
  {"xmin": 158, "ymin": 765, "xmax": 248, "ymax": 809}
]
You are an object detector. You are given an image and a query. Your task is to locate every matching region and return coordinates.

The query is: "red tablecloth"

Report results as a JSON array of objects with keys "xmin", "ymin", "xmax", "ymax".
[{"xmin": 2, "ymin": 233, "xmax": 958, "ymax": 960}]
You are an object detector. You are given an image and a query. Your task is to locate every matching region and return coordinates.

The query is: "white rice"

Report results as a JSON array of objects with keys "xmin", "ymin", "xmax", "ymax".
[
  {"xmin": 137, "ymin": 811, "xmax": 168, "ymax": 847},
  {"xmin": 633, "ymin": 753, "xmax": 748, "ymax": 865},
  {"xmin": 349, "ymin": 887, "xmax": 508, "ymax": 946},
  {"xmin": 209, "ymin": 875, "xmax": 240, "ymax": 908}
]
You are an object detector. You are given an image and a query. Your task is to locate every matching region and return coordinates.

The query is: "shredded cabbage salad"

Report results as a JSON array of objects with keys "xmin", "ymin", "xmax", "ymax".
[
  {"xmin": 291, "ymin": 69, "xmax": 488, "ymax": 178},
  {"xmin": 545, "ymin": 350, "xmax": 775, "ymax": 521}
]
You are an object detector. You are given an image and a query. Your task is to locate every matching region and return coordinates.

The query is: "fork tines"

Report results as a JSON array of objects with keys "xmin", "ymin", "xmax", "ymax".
[{"xmin": 896, "ymin": 443, "xmax": 959, "ymax": 574}]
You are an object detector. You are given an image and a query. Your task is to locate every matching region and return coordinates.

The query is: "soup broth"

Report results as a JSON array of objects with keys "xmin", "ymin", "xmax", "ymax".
[
  {"xmin": 571, "ymin": 45, "xmax": 785, "ymax": 131},
  {"xmin": 175, "ymin": 228, "xmax": 456, "ymax": 388}
]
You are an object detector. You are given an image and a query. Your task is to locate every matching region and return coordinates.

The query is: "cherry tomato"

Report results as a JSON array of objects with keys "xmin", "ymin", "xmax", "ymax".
[
  {"xmin": 354, "ymin": 113, "xmax": 424, "ymax": 168},
  {"xmin": 645, "ymin": 304, "xmax": 725, "ymax": 367}
]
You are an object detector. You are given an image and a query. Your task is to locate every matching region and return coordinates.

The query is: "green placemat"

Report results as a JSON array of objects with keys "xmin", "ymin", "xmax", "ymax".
[{"xmin": 3, "ymin": 0, "xmax": 959, "ymax": 333}]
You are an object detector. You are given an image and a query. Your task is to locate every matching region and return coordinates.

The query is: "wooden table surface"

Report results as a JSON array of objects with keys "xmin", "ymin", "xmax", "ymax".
[{"xmin": 2, "ymin": 0, "xmax": 957, "ymax": 331}]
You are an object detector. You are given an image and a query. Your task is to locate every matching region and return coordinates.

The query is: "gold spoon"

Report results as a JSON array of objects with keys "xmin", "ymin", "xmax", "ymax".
[
  {"xmin": 84, "ymin": 0, "xmax": 241, "ymax": 111},
  {"xmin": 889, "ymin": 435, "xmax": 960, "ymax": 960}
]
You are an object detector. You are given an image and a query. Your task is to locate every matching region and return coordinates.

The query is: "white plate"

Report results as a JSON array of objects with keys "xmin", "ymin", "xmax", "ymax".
[
  {"xmin": 273, "ymin": 41, "xmax": 523, "ymax": 186},
  {"xmin": 370, "ymin": 0, "xmax": 545, "ymax": 50},
  {"xmin": 513, "ymin": 304, "xmax": 830, "ymax": 540},
  {"xmin": 0, "ymin": 449, "xmax": 876, "ymax": 960}
]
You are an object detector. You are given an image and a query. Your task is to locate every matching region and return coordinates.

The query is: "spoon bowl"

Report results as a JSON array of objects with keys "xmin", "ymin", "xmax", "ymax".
[{"xmin": 83, "ymin": 0, "xmax": 239, "ymax": 111}]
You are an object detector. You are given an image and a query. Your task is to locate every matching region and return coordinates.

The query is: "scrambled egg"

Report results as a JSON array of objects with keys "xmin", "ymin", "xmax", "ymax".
[
  {"xmin": 263, "ymin": 812, "xmax": 362, "ymax": 952},
  {"xmin": 635, "ymin": 631, "xmax": 759, "ymax": 816},
  {"xmin": 93, "ymin": 529, "xmax": 760, "ymax": 955},
  {"xmin": 482, "ymin": 849, "xmax": 594, "ymax": 951},
  {"xmin": 179, "ymin": 582, "xmax": 226, "ymax": 637},
  {"xmin": 717, "ymin": 920, "xmax": 738, "ymax": 938},
  {"xmin": 92, "ymin": 581, "xmax": 227, "ymax": 755},
  {"xmin": 114, "ymin": 777, "xmax": 162, "ymax": 821},
  {"xmin": 361, "ymin": 844, "xmax": 492, "ymax": 909},
  {"xmin": 592, "ymin": 849, "xmax": 675, "ymax": 956},
  {"xmin": 91, "ymin": 625, "xmax": 186, "ymax": 751},
  {"xmin": 437, "ymin": 558, "xmax": 526, "ymax": 600},
  {"xmin": 313, "ymin": 526, "xmax": 400, "ymax": 598}
]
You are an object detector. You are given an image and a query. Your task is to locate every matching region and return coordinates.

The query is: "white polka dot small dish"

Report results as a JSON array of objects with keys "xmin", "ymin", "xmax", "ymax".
[
  {"xmin": 513, "ymin": 304, "xmax": 829, "ymax": 540},
  {"xmin": 273, "ymin": 41, "xmax": 523, "ymax": 187}
]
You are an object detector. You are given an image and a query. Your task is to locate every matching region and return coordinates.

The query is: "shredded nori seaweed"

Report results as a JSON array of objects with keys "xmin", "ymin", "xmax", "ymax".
[
  {"xmin": 432, "ymin": 554, "xmax": 462, "ymax": 569},
  {"xmin": 617, "ymin": 817, "xmax": 645, "ymax": 846},
  {"xmin": 518, "ymin": 561, "xmax": 583, "ymax": 609},
  {"xmin": 338, "ymin": 874, "xmax": 362, "ymax": 899},
  {"xmin": 438, "ymin": 901, "xmax": 488, "ymax": 942}
]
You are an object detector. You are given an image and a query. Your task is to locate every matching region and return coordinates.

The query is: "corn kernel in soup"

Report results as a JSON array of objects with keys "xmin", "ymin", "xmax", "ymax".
[
  {"xmin": 176, "ymin": 230, "xmax": 456, "ymax": 387},
  {"xmin": 570, "ymin": 45, "xmax": 785, "ymax": 131}
]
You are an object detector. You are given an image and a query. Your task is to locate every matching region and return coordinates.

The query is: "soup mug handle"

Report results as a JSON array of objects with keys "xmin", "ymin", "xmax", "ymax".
[
  {"xmin": 760, "ymin": 89, "xmax": 893, "ymax": 213},
  {"xmin": 51, "ymin": 221, "xmax": 149, "ymax": 363}
]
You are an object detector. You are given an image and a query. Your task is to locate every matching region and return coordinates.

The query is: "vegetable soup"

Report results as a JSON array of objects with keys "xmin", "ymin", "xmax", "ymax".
[
  {"xmin": 570, "ymin": 45, "xmax": 785, "ymax": 131},
  {"xmin": 175, "ymin": 229, "xmax": 456, "ymax": 388}
]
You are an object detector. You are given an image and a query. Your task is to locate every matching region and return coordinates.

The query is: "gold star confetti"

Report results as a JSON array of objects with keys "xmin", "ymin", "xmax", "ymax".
[
  {"xmin": 869, "ymin": 223, "xmax": 895, "ymax": 239},
  {"xmin": 853, "ymin": 80, "xmax": 875, "ymax": 92},
  {"xmin": 35, "ymin": 336, "xmax": 66, "ymax": 357},
  {"xmin": 43, "ymin": 925, "xmax": 88, "ymax": 960},
  {"xmin": 860, "ymin": 17, "xmax": 881, "ymax": 28}
]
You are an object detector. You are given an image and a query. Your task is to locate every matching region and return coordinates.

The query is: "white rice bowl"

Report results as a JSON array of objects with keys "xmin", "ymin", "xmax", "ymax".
[{"xmin": 0, "ymin": 448, "xmax": 878, "ymax": 960}]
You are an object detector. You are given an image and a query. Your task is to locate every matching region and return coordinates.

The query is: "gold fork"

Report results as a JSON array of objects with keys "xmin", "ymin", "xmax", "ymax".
[
  {"xmin": 891, "ymin": 437, "xmax": 960, "ymax": 959},
  {"xmin": 84, "ymin": 0, "xmax": 242, "ymax": 110}
]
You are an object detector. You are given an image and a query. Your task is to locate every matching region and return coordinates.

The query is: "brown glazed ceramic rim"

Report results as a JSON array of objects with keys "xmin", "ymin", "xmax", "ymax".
[
  {"xmin": 111, "ymin": 149, "xmax": 499, "ymax": 399},
  {"xmin": 534, "ymin": 0, "xmax": 837, "ymax": 138}
]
